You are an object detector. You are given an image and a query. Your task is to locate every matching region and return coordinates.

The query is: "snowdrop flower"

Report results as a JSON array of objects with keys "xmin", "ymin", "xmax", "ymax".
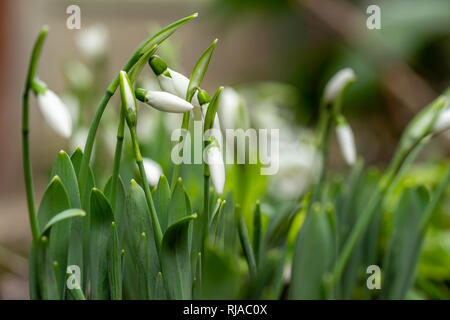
[
  {"xmin": 323, "ymin": 68, "xmax": 355, "ymax": 105},
  {"xmin": 75, "ymin": 24, "xmax": 108, "ymax": 59},
  {"xmin": 335, "ymin": 117, "xmax": 356, "ymax": 166},
  {"xmin": 32, "ymin": 79, "xmax": 72, "ymax": 138},
  {"xmin": 119, "ymin": 71, "xmax": 137, "ymax": 128},
  {"xmin": 64, "ymin": 60, "xmax": 94, "ymax": 91},
  {"xmin": 142, "ymin": 158, "xmax": 163, "ymax": 187},
  {"xmin": 148, "ymin": 56, "xmax": 200, "ymax": 106},
  {"xmin": 135, "ymin": 88, "xmax": 193, "ymax": 113},
  {"xmin": 205, "ymin": 139, "xmax": 225, "ymax": 195}
]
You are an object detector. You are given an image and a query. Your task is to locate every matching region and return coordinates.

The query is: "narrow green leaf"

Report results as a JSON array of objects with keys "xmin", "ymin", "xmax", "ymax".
[
  {"xmin": 29, "ymin": 245, "xmax": 40, "ymax": 299},
  {"xmin": 152, "ymin": 272, "xmax": 167, "ymax": 300},
  {"xmin": 167, "ymin": 178, "xmax": 190, "ymax": 231},
  {"xmin": 109, "ymin": 221, "xmax": 122, "ymax": 300},
  {"xmin": 154, "ymin": 175, "xmax": 171, "ymax": 229},
  {"xmin": 139, "ymin": 13, "xmax": 198, "ymax": 54},
  {"xmin": 253, "ymin": 201, "xmax": 262, "ymax": 267},
  {"xmin": 203, "ymin": 87, "xmax": 223, "ymax": 131},
  {"xmin": 186, "ymin": 38, "xmax": 218, "ymax": 102},
  {"xmin": 381, "ymin": 186, "xmax": 429, "ymax": 299},
  {"xmin": 235, "ymin": 205, "xmax": 257, "ymax": 279},
  {"xmin": 161, "ymin": 214, "xmax": 197, "ymax": 299},
  {"xmin": 89, "ymin": 188, "xmax": 114, "ymax": 299},
  {"xmin": 41, "ymin": 209, "xmax": 85, "ymax": 236},
  {"xmin": 104, "ymin": 175, "xmax": 127, "ymax": 242},
  {"xmin": 290, "ymin": 204, "xmax": 333, "ymax": 299},
  {"xmin": 36, "ymin": 236, "xmax": 59, "ymax": 300}
]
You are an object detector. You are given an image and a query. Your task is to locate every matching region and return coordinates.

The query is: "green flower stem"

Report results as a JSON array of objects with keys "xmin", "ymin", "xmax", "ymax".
[
  {"xmin": 170, "ymin": 112, "xmax": 190, "ymax": 189},
  {"xmin": 202, "ymin": 163, "xmax": 210, "ymax": 252},
  {"xmin": 79, "ymin": 13, "xmax": 198, "ymax": 209},
  {"xmin": 129, "ymin": 127, "xmax": 163, "ymax": 252},
  {"xmin": 110, "ymin": 108, "xmax": 125, "ymax": 213},
  {"xmin": 22, "ymin": 26, "xmax": 49, "ymax": 246}
]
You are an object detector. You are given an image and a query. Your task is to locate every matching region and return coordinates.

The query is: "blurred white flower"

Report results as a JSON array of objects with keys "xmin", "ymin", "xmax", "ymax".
[
  {"xmin": 64, "ymin": 60, "xmax": 94, "ymax": 91},
  {"xmin": 61, "ymin": 93, "xmax": 80, "ymax": 125},
  {"xmin": 271, "ymin": 133, "xmax": 321, "ymax": 199},
  {"xmin": 433, "ymin": 106, "xmax": 450, "ymax": 133},
  {"xmin": 218, "ymin": 87, "xmax": 249, "ymax": 130},
  {"xmin": 75, "ymin": 24, "xmax": 108, "ymax": 59},
  {"xmin": 336, "ymin": 122, "xmax": 357, "ymax": 166},
  {"xmin": 143, "ymin": 158, "xmax": 163, "ymax": 187},
  {"xmin": 205, "ymin": 143, "xmax": 225, "ymax": 195},
  {"xmin": 323, "ymin": 68, "xmax": 355, "ymax": 105},
  {"xmin": 37, "ymin": 89, "xmax": 72, "ymax": 138}
]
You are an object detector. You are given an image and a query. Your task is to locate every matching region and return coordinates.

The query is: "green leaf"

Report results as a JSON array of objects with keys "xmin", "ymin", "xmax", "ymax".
[
  {"xmin": 235, "ymin": 205, "xmax": 257, "ymax": 278},
  {"xmin": 36, "ymin": 236, "xmax": 60, "ymax": 300},
  {"xmin": 290, "ymin": 204, "xmax": 333, "ymax": 299},
  {"xmin": 198, "ymin": 247, "xmax": 240, "ymax": 299},
  {"xmin": 139, "ymin": 13, "xmax": 198, "ymax": 54},
  {"xmin": 89, "ymin": 188, "xmax": 114, "ymax": 299},
  {"xmin": 152, "ymin": 272, "xmax": 167, "ymax": 300},
  {"xmin": 186, "ymin": 38, "xmax": 218, "ymax": 102},
  {"xmin": 28, "ymin": 245, "xmax": 40, "ymax": 299},
  {"xmin": 104, "ymin": 175, "xmax": 127, "ymax": 242},
  {"xmin": 167, "ymin": 178, "xmax": 190, "ymax": 231},
  {"xmin": 37, "ymin": 176, "xmax": 71, "ymax": 298},
  {"xmin": 253, "ymin": 201, "xmax": 262, "ymax": 267},
  {"xmin": 203, "ymin": 86, "xmax": 223, "ymax": 131},
  {"xmin": 122, "ymin": 180, "xmax": 160, "ymax": 299},
  {"xmin": 109, "ymin": 222, "xmax": 122, "ymax": 300},
  {"xmin": 154, "ymin": 175, "xmax": 171, "ymax": 231},
  {"xmin": 41, "ymin": 209, "xmax": 85, "ymax": 236},
  {"xmin": 161, "ymin": 214, "xmax": 197, "ymax": 299},
  {"xmin": 37, "ymin": 176, "xmax": 71, "ymax": 231},
  {"xmin": 381, "ymin": 186, "xmax": 429, "ymax": 299}
]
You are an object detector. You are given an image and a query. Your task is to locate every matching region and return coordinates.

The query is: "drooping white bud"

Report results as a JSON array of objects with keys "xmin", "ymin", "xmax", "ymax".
[
  {"xmin": 142, "ymin": 158, "xmax": 163, "ymax": 187},
  {"xmin": 75, "ymin": 24, "xmax": 108, "ymax": 59},
  {"xmin": 144, "ymin": 91, "xmax": 194, "ymax": 113},
  {"xmin": 157, "ymin": 73, "xmax": 177, "ymax": 95},
  {"xmin": 218, "ymin": 87, "xmax": 249, "ymax": 130},
  {"xmin": 167, "ymin": 68, "xmax": 200, "ymax": 106},
  {"xmin": 336, "ymin": 121, "xmax": 356, "ymax": 166},
  {"xmin": 205, "ymin": 142, "xmax": 225, "ymax": 195},
  {"xmin": 37, "ymin": 89, "xmax": 72, "ymax": 138},
  {"xmin": 323, "ymin": 68, "xmax": 355, "ymax": 105}
]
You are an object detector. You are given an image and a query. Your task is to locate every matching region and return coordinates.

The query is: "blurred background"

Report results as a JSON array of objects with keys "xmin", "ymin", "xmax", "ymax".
[{"xmin": 0, "ymin": 0, "xmax": 449, "ymax": 299}]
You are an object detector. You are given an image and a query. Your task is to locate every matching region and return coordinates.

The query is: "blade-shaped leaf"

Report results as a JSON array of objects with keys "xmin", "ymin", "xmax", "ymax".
[
  {"xmin": 89, "ymin": 188, "xmax": 114, "ymax": 299},
  {"xmin": 186, "ymin": 39, "xmax": 218, "ymax": 102},
  {"xmin": 167, "ymin": 178, "xmax": 190, "ymax": 230},
  {"xmin": 203, "ymin": 86, "xmax": 223, "ymax": 131},
  {"xmin": 139, "ymin": 13, "xmax": 198, "ymax": 54},
  {"xmin": 41, "ymin": 209, "xmax": 85, "ymax": 236},
  {"xmin": 235, "ymin": 205, "xmax": 257, "ymax": 278},
  {"xmin": 154, "ymin": 175, "xmax": 171, "ymax": 230},
  {"xmin": 290, "ymin": 204, "xmax": 333, "ymax": 299},
  {"xmin": 381, "ymin": 186, "xmax": 429, "ymax": 299},
  {"xmin": 161, "ymin": 214, "xmax": 197, "ymax": 299}
]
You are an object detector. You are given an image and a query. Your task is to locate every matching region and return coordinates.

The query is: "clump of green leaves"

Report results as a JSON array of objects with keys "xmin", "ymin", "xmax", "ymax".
[{"xmin": 22, "ymin": 14, "xmax": 450, "ymax": 300}]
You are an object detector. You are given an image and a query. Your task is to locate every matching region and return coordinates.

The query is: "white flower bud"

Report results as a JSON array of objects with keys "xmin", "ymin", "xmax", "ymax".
[
  {"xmin": 157, "ymin": 74, "xmax": 176, "ymax": 95},
  {"xmin": 144, "ymin": 91, "xmax": 193, "ymax": 113},
  {"xmin": 218, "ymin": 87, "xmax": 249, "ymax": 130},
  {"xmin": 142, "ymin": 158, "xmax": 163, "ymax": 187},
  {"xmin": 323, "ymin": 68, "xmax": 355, "ymax": 105},
  {"xmin": 167, "ymin": 68, "xmax": 200, "ymax": 106},
  {"xmin": 37, "ymin": 89, "xmax": 72, "ymax": 138},
  {"xmin": 336, "ymin": 122, "xmax": 356, "ymax": 166},
  {"xmin": 205, "ymin": 143, "xmax": 225, "ymax": 195}
]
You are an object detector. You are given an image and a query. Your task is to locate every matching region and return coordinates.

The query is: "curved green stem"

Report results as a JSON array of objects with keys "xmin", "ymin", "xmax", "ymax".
[
  {"xmin": 79, "ymin": 13, "xmax": 198, "ymax": 209},
  {"xmin": 110, "ymin": 108, "xmax": 125, "ymax": 213},
  {"xmin": 22, "ymin": 26, "xmax": 49, "ymax": 246}
]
